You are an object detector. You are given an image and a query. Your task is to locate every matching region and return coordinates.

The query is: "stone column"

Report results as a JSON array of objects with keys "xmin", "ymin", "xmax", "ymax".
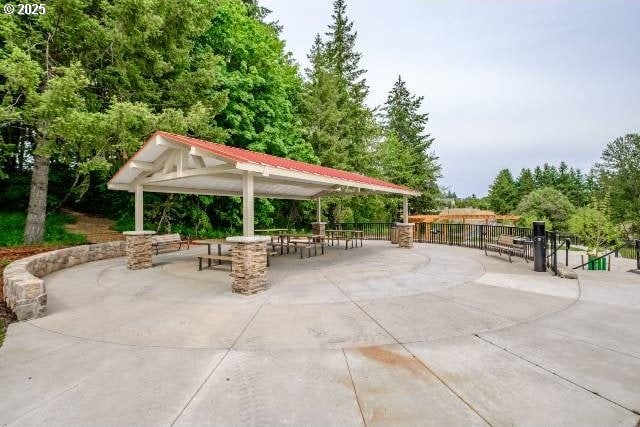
[
  {"xmin": 227, "ymin": 236, "xmax": 271, "ymax": 295},
  {"xmin": 123, "ymin": 231, "xmax": 156, "ymax": 269},
  {"xmin": 396, "ymin": 223, "xmax": 414, "ymax": 249},
  {"xmin": 311, "ymin": 222, "xmax": 326, "ymax": 240}
]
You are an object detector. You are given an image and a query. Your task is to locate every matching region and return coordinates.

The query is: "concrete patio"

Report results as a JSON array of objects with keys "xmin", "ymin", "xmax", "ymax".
[{"xmin": 1, "ymin": 241, "xmax": 639, "ymax": 426}]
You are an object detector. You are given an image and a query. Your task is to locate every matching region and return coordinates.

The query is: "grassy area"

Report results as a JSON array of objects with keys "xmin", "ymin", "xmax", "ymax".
[{"xmin": 0, "ymin": 211, "xmax": 87, "ymax": 247}]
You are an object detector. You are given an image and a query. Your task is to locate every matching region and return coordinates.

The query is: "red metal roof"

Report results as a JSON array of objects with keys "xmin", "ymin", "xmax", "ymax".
[{"xmin": 138, "ymin": 131, "xmax": 414, "ymax": 192}]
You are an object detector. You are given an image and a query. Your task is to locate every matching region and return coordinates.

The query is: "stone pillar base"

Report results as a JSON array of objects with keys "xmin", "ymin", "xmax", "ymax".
[
  {"xmin": 396, "ymin": 223, "xmax": 414, "ymax": 248},
  {"xmin": 311, "ymin": 222, "xmax": 326, "ymax": 242},
  {"xmin": 123, "ymin": 231, "xmax": 156, "ymax": 269},
  {"xmin": 227, "ymin": 236, "xmax": 271, "ymax": 295}
]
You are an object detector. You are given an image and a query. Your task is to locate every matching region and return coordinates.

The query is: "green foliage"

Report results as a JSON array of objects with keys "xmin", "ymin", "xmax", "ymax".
[
  {"xmin": 516, "ymin": 168, "xmax": 535, "ymax": 200},
  {"xmin": 488, "ymin": 169, "xmax": 518, "ymax": 214},
  {"xmin": 455, "ymin": 195, "xmax": 491, "ymax": 210},
  {"xmin": 517, "ymin": 213, "xmax": 553, "ymax": 231},
  {"xmin": 199, "ymin": 0, "xmax": 315, "ymax": 161},
  {"xmin": 568, "ymin": 204, "xmax": 619, "ymax": 255},
  {"xmin": 380, "ymin": 76, "xmax": 441, "ymax": 213},
  {"xmin": 0, "ymin": 211, "xmax": 86, "ymax": 246},
  {"xmin": 595, "ymin": 133, "xmax": 640, "ymax": 234},
  {"xmin": 516, "ymin": 187, "xmax": 575, "ymax": 231}
]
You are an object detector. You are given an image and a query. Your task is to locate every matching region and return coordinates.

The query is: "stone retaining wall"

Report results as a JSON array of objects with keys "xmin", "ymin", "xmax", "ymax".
[{"xmin": 3, "ymin": 242, "xmax": 125, "ymax": 321}]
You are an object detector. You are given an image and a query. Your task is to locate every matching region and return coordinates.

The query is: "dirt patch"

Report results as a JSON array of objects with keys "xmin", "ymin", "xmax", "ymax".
[
  {"xmin": 62, "ymin": 209, "xmax": 124, "ymax": 243},
  {"xmin": 357, "ymin": 345, "xmax": 428, "ymax": 377}
]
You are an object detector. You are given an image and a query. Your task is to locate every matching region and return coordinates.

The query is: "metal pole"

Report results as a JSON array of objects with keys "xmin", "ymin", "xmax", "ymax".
[
  {"xmin": 552, "ymin": 231, "xmax": 557, "ymax": 275},
  {"xmin": 533, "ymin": 221, "xmax": 546, "ymax": 272},
  {"xmin": 636, "ymin": 240, "xmax": 640, "ymax": 270},
  {"xmin": 565, "ymin": 238, "xmax": 570, "ymax": 266}
]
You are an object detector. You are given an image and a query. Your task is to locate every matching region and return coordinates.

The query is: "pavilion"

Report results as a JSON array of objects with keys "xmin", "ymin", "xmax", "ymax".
[{"xmin": 107, "ymin": 131, "xmax": 420, "ymax": 293}]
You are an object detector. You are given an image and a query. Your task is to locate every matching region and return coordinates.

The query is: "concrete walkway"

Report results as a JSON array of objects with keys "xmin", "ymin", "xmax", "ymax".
[{"xmin": 1, "ymin": 241, "xmax": 639, "ymax": 426}]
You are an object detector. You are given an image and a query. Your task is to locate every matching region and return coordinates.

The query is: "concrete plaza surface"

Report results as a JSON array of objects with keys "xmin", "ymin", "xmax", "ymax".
[{"xmin": 1, "ymin": 241, "xmax": 639, "ymax": 426}]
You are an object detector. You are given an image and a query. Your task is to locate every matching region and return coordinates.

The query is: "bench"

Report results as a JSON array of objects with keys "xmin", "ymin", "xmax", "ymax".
[
  {"xmin": 151, "ymin": 233, "xmax": 190, "ymax": 255},
  {"xmin": 484, "ymin": 234, "xmax": 527, "ymax": 263},
  {"xmin": 196, "ymin": 254, "xmax": 232, "ymax": 270}
]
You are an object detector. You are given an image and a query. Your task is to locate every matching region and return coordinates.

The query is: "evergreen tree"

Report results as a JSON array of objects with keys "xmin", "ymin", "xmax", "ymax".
[
  {"xmin": 324, "ymin": 0, "xmax": 367, "ymax": 100},
  {"xmin": 320, "ymin": 0, "xmax": 377, "ymax": 174},
  {"xmin": 300, "ymin": 35, "xmax": 348, "ymax": 169},
  {"xmin": 595, "ymin": 133, "xmax": 640, "ymax": 233},
  {"xmin": 516, "ymin": 168, "xmax": 536, "ymax": 200},
  {"xmin": 488, "ymin": 169, "xmax": 518, "ymax": 214},
  {"xmin": 381, "ymin": 75, "xmax": 440, "ymax": 212}
]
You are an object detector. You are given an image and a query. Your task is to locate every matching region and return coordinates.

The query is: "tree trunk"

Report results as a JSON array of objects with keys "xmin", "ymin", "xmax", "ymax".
[{"xmin": 24, "ymin": 152, "xmax": 50, "ymax": 244}]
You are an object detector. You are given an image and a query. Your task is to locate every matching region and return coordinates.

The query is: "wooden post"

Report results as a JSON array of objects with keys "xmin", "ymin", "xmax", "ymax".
[
  {"xmin": 403, "ymin": 195, "xmax": 409, "ymax": 223},
  {"xmin": 243, "ymin": 172, "xmax": 254, "ymax": 237},
  {"xmin": 135, "ymin": 185, "xmax": 143, "ymax": 232},
  {"xmin": 316, "ymin": 197, "xmax": 322, "ymax": 222}
]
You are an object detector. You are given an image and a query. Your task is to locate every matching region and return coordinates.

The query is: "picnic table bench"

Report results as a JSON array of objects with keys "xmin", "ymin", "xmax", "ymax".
[
  {"xmin": 151, "ymin": 233, "xmax": 190, "ymax": 255},
  {"xmin": 196, "ymin": 254, "xmax": 233, "ymax": 271},
  {"xmin": 327, "ymin": 230, "xmax": 363, "ymax": 249},
  {"xmin": 484, "ymin": 234, "xmax": 527, "ymax": 263},
  {"xmin": 270, "ymin": 234, "xmax": 326, "ymax": 259}
]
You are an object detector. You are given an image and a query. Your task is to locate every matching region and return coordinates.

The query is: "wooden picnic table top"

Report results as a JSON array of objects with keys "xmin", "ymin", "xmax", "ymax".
[
  {"xmin": 255, "ymin": 228, "xmax": 289, "ymax": 234},
  {"xmin": 191, "ymin": 238, "xmax": 231, "ymax": 245}
]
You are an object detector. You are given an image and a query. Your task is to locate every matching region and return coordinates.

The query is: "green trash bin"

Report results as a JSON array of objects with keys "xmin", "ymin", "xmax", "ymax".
[{"xmin": 587, "ymin": 255, "xmax": 607, "ymax": 270}]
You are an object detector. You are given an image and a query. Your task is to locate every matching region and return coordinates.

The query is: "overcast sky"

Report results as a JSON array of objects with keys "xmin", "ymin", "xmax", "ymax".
[{"xmin": 261, "ymin": 0, "xmax": 640, "ymax": 197}]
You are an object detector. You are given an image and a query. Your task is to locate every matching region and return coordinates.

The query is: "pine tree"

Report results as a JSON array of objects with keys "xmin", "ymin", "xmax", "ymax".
[
  {"xmin": 301, "ymin": 34, "xmax": 348, "ymax": 169},
  {"xmin": 324, "ymin": 0, "xmax": 367, "ymax": 100},
  {"xmin": 321, "ymin": 0, "xmax": 377, "ymax": 174},
  {"xmin": 488, "ymin": 169, "xmax": 518, "ymax": 214},
  {"xmin": 381, "ymin": 75, "xmax": 440, "ymax": 211},
  {"xmin": 516, "ymin": 168, "xmax": 536, "ymax": 200}
]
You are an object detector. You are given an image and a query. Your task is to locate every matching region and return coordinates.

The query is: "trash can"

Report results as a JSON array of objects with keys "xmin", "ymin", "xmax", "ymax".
[{"xmin": 587, "ymin": 255, "xmax": 606, "ymax": 271}]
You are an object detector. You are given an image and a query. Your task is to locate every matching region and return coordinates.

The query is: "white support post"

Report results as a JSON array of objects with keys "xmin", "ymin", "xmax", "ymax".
[
  {"xmin": 243, "ymin": 172, "xmax": 254, "ymax": 237},
  {"xmin": 403, "ymin": 195, "xmax": 409, "ymax": 224},
  {"xmin": 316, "ymin": 197, "xmax": 322, "ymax": 222},
  {"xmin": 135, "ymin": 185, "xmax": 144, "ymax": 231}
]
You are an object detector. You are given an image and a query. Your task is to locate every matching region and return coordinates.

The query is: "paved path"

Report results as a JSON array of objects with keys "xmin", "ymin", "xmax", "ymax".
[{"xmin": 1, "ymin": 242, "xmax": 639, "ymax": 426}]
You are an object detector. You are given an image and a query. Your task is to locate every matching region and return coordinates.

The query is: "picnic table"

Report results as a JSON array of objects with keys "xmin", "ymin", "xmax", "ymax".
[
  {"xmin": 191, "ymin": 239, "xmax": 232, "ymax": 270},
  {"xmin": 326, "ymin": 229, "xmax": 364, "ymax": 249},
  {"xmin": 273, "ymin": 233, "xmax": 326, "ymax": 258},
  {"xmin": 255, "ymin": 228, "xmax": 289, "ymax": 235}
]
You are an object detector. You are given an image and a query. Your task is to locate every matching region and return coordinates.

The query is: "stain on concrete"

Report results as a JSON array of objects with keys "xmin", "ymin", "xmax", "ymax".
[{"xmin": 358, "ymin": 345, "xmax": 427, "ymax": 377}]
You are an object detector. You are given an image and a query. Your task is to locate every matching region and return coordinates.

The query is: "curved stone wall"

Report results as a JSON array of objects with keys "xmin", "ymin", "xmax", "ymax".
[{"xmin": 2, "ymin": 241, "xmax": 125, "ymax": 321}]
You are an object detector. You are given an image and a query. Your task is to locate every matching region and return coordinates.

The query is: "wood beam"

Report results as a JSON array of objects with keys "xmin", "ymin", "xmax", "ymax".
[
  {"xmin": 135, "ymin": 185, "xmax": 143, "ymax": 231},
  {"xmin": 243, "ymin": 172, "xmax": 254, "ymax": 237},
  {"xmin": 162, "ymin": 151, "xmax": 177, "ymax": 174},
  {"xmin": 142, "ymin": 164, "xmax": 236, "ymax": 184},
  {"xmin": 130, "ymin": 161, "xmax": 155, "ymax": 171},
  {"xmin": 403, "ymin": 195, "xmax": 409, "ymax": 223},
  {"xmin": 139, "ymin": 185, "xmax": 313, "ymax": 200}
]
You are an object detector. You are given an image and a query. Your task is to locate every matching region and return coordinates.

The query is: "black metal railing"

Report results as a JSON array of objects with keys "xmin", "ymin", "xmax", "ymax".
[
  {"xmin": 329, "ymin": 222, "xmax": 640, "ymax": 272},
  {"xmin": 572, "ymin": 240, "xmax": 639, "ymax": 270},
  {"xmin": 327, "ymin": 222, "xmax": 393, "ymax": 240},
  {"xmin": 412, "ymin": 222, "xmax": 533, "ymax": 249}
]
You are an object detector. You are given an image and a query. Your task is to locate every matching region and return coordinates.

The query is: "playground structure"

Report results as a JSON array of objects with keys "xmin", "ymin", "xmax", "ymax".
[
  {"xmin": 409, "ymin": 208, "xmax": 519, "ymax": 225},
  {"xmin": 409, "ymin": 208, "xmax": 521, "ymax": 244}
]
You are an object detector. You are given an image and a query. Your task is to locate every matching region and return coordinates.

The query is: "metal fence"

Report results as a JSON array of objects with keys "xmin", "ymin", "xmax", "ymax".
[
  {"xmin": 329, "ymin": 222, "xmax": 639, "ymax": 269},
  {"xmin": 327, "ymin": 222, "xmax": 392, "ymax": 240}
]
